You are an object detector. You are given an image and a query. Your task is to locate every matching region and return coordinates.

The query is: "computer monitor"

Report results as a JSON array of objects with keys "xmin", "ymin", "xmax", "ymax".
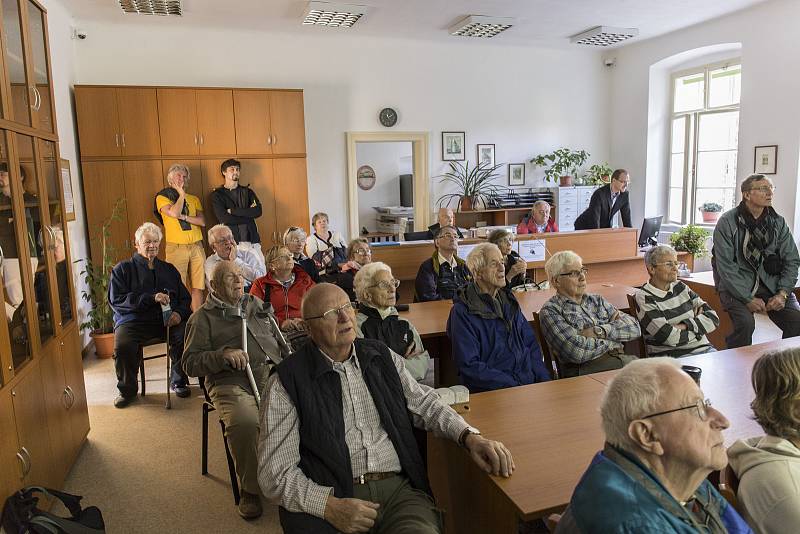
[{"xmin": 638, "ymin": 215, "xmax": 663, "ymax": 248}]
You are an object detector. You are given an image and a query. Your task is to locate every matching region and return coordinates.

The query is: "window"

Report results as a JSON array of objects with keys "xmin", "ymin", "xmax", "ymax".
[{"xmin": 668, "ymin": 60, "xmax": 741, "ymax": 224}]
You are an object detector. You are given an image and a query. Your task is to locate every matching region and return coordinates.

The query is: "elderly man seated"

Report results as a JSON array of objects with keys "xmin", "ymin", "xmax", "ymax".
[
  {"xmin": 557, "ymin": 358, "xmax": 750, "ymax": 533},
  {"xmin": 539, "ymin": 251, "xmax": 639, "ymax": 377},
  {"xmin": 516, "ymin": 200, "xmax": 558, "ymax": 234},
  {"xmin": 635, "ymin": 244, "xmax": 719, "ymax": 357},
  {"xmin": 447, "ymin": 243, "xmax": 550, "ymax": 392},
  {"xmin": 183, "ymin": 261, "xmax": 290, "ymax": 519},
  {"xmin": 414, "ymin": 225, "xmax": 471, "ymax": 302},
  {"xmin": 427, "ymin": 207, "xmax": 464, "ymax": 239},
  {"xmin": 259, "ymin": 283, "xmax": 515, "ymax": 534},
  {"xmin": 108, "ymin": 222, "xmax": 191, "ymax": 408},
  {"xmin": 204, "ymin": 224, "xmax": 265, "ymax": 292}
]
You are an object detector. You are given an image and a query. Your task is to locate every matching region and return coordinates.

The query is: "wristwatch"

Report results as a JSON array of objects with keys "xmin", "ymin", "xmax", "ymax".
[
  {"xmin": 458, "ymin": 426, "xmax": 481, "ymax": 448},
  {"xmin": 593, "ymin": 325, "xmax": 606, "ymax": 338}
]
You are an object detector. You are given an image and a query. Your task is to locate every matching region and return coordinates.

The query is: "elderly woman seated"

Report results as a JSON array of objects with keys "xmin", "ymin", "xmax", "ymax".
[
  {"xmin": 488, "ymin": 228, "xmax": 528, "ymax": 289},
  {"xmin": 305, "ymin": 211, "xmax": 347, "ymax": 278},
  {"xmin": 336, "ymin": 238, "xmax": 372, "ymax": 302},
  {"xmin": 352, "ymin": 262, "xmax": 430, "ymax": 381},
  {"xmin": 634, "ymin": 244, "xmax": 719, "ymax": 357},
  {"xmin": 517, "ymin": 200, "xmax": 558, "ymax": 234},
  {"xmin": 250, "ymin": 245, "xmax": 315, "ymax": 333},
  {"xmin": 283, "ymin": 226, "xmax": 319, "ymax": 282},
  {"xmin": 728, "ymin": 347, "xmax": 800, "ymax": 533},
  {"xmin": 539, "ymin": 250, "xmax": 639, "ymax": 377}
]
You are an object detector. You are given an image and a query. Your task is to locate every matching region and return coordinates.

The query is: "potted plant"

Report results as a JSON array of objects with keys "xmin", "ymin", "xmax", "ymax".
[
  {"xmin": 699, "ymin": 202, "xmax": 723, "ymax": 223},
  {"xmin": 670, "ymin": 224, "xmax": 711, "ymax": 258},
  {"xmin": 75, "ymin": 198, "xmax": 125, "ymax": 358},
  {"xmin": 531, "ymin": 148, "xmax": 590, "ymax": 187},
  {"xmin": 436, "ymin": 160, "xmax": 504, "ymax": 211},
  {"xmin": 586, "ymin": 162, "xmax": 613, "ymax": 186}
]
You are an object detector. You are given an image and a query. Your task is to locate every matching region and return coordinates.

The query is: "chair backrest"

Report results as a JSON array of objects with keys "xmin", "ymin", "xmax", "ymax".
[
  {"xmin": 626, "ymin": 293, "xmax": 649, "ymax": 358},
  {"xmin": 718, "ymin": 464, "xmax": 741, "ymax": 513},
  {"xmin": 404, "ymin": 230, "xmax": 431, "ymax": 241},
  {"xmin": 532, "ymin": 311, "xmax": 561, "ymax": 380}
]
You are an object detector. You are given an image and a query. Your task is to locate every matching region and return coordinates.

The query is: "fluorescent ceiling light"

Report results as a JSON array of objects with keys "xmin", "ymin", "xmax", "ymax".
[
  {"xmin": 449, "ymin": 15, "xmax": 514, "ymax": 38},
  {"xmin": 570, "ymin": 26, "xmax": 638, "ymax": 46},
  {"xmin": 118, "ymin": 0, "xmax": 181, "ymax": 16},
  {"xmin": 303, "ymin": 1, "xmax": 368, "ymax": 28}
]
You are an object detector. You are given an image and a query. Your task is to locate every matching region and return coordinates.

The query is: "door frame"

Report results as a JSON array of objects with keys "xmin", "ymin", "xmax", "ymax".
[{"xmin": 345, "ymin": 131, "xmax": 430, "ymax": 238}]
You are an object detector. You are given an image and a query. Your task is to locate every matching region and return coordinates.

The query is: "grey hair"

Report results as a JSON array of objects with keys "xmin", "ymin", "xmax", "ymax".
[
  {"xmin": 353, "ymin": 262, "xmax": 392, "ymax": 302},
  {"xmin": 545, "ymin": 250, "xmax": 582, "ymax": 280},
  {"xmin": 533, "ymin": 200, "xmax": 550, "ymax": 210},
  {"xmin": 466, "ymin": 243, "xmax": 500, "ymax": 275},
  {"xmin": 135, "ymin": 221, "xmax": 162, "ymax": 243},
  {"xmin": 601, "ymin": 357, "xmax": 682, "ymax": 453},
  {"xmin": 207, "ymin": 224, "xmax": 232, "ymax": 246},
  {"xmin": 741, "ymin": 173, "xmax": 769, "ymax": 194},
  {"xmin": 487, "ymin": 228, "xmax": 513, "ymax": 245},
  {"xmin": 644, "ymin": 244, "xmax": 676, "ymax": 267},
  {"xmin": 167, "ymin": 163, "xmax": 190, "ymax": 182},
  {"xmin": 283, "ymin": 226, "xmax": 307, "ymax": 244}
]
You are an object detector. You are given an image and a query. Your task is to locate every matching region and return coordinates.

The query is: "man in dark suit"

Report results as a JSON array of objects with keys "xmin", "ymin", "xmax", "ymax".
[{"xmin": 574, "ymin": 169, "xmax": 632, "ymax": 230}]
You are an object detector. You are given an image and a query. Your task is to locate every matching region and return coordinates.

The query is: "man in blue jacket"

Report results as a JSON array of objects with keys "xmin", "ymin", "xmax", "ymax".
[
  {"xmin": 414, "ymin": 225, "xmax": 471, "ymax": 302},
  {"xmin": 446, "ymin": 242, "xmax": 550, "ymax": 392},
  {"xmin": 108, "ymin": 222, "xmax": 192, "ymax": 408}
]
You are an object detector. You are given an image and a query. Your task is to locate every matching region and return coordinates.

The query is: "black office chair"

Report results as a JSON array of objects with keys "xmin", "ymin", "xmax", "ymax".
[
  {"xmin": 404, "ymin": 230, "xmax": 432, "ymax": 241},
  {"xmin": 532, "ymin": 312, "xmax": 561, "ymax": 380},
  {"xmin": 200, "ymin": 376, "xmax": 241, "ymax": 505}
]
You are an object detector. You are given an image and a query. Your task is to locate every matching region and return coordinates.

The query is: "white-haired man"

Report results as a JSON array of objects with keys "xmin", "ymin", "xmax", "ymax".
[
  {"xmin": 204, "ymin": 224, "xmax": 265, "ymax": 291},
  {"xmin": 556, "ymin": 358, "xmax": 751, "ymax": 533},
  {"xmin": 539, "ymin": 250, "xmax": 639, "ymax": 377},
  {"xmin": 108, "ymin": 222, "xmax": 191, "ymax": 408},
  {"xmin": 447, "ymin": 243, "xmax": 550, "ymax": 391}
]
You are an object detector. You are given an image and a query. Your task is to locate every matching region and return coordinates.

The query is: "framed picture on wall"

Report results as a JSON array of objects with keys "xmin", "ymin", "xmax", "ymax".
[
  {"xmin": 442, "ymin": 131, "xmax": 466, "ymax": 161},
  {"xmin": 60, "ymin": 158, "xmax": 76, "ymax": 221},
  {"xmin": 754, "ymin": 145, "xmax": 778, "ymax": 174},
  {"xmin": 477, "ymin": 144, "xmax": 495, "ymax": 167},
  {"xmin": 508, "ymin": 163, "xmax": 525, "ymax": 186}
]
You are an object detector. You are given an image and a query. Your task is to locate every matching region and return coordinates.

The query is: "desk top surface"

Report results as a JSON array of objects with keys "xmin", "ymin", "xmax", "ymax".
[{"xmin": 400, "ymin": 282, "xmax": 636, "ymax": 337}]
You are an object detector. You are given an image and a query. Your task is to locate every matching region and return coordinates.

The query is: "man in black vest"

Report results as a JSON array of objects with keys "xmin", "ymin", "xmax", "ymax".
[
  {"xmin": 574, "ymin": 169, "xmax": 632, "ymax": 230},
  {"xmin": 259, "ymin": 283, "xmax": 514, "ymax": 534}
]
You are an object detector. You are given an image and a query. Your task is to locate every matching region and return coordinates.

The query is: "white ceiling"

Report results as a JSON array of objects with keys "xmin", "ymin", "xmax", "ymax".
[{"xmin": 63, "ymin": 0, "xmax": 769, "ymax": 49}]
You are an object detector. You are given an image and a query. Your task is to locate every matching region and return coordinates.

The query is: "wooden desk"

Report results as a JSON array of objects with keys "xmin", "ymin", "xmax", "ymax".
[{"xmin": 430, "ymin": 338, "xmax": 796, "ymax": 533}]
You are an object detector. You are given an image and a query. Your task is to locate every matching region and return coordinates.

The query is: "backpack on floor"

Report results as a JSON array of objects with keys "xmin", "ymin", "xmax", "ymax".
[{"xmin": 1, "ymin": 486, "xmax": 105, "ymax": 534}]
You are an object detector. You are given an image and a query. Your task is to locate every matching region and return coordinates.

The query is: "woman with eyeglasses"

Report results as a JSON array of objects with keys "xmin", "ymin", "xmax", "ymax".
[
  {"xmin": 283, "ymin": 226, "xmax": 320, "ymax": 282},
  {"xmin": 353, "ymin": 262, "xmax": 430, "ymax": 381},
  {"xmin": 305, "ymin": 212, "xmax": 347, "ymax": 277},
  {"xmin": 250, "ymin": 245, "xmax": 315, "ymax": 333},
  {"xmin": 487, "ymin": 228, "xmax": 528, "ymax": 289},
  {"xmin": 335, "ymin": 238, "xmax": 373, "ymax": 302},
  {"xmin": 634, "ymin": 244, "xmax": 719, "ymax": 357}
]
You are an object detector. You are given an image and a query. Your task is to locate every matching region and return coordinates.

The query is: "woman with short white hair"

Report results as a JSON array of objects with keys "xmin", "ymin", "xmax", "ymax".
[
  {"xmin": 353, "ymin": 262, "xmax": 429, "ymax": 381},
  {"xmin": 283, "ymin": 226, "xmax": 319, "ymax": 282}
]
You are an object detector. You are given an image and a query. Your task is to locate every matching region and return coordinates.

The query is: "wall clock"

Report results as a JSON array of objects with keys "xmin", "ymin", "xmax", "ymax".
[
  {"xmin": 357, "ymin": 165, "xmax": 376, "ymax": 190},
  {"xmin": 379, "ymin": 107, "xmax": 398, "ymax": 127}
]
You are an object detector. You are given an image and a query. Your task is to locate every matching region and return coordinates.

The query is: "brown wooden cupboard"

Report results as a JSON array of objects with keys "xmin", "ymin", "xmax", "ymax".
[
  {"xmin": 233, "ymin": 89, "xmax": 306, "ymax": 155},
  {"xmin": 157, "ymin": 88, "xmax": 236, "ymax": 156}
]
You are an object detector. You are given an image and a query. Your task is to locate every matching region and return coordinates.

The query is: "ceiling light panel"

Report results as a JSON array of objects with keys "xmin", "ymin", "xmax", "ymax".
[
  {"xmin": 449, "ymin": 15, "xmax": 514, "ymax": 38},
  {"xmin": 570, "ymin": 26, "xmax": 638, "ymax": 47},
  {"xmin": 118, "ymin": 0, "xmax": 182, "ymax": 16},
  {"xmin": 303, "ymin": 1, "xmax": 368, "ymax": 28}
]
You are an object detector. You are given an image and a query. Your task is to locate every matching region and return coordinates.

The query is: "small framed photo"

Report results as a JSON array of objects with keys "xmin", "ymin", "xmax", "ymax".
[
  {"xmin": 442, "ymin": 131, "xmax": 466, "ymax": 161},
  {"xmin": 754, "ymin": 145, "xmax": 778, "ymax": 174},
  {"xmin": 508, "ymin": 163, "xmax": 525, "ymax": 186},
  {"xmin": 476, "ymin": 144, "xmax": 495, "ymax": 167}
]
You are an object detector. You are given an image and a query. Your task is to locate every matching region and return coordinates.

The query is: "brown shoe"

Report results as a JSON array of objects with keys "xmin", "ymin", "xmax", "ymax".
[{"xmin": 238, "ymin": 491, "xmax": 262, "ymax": 520}]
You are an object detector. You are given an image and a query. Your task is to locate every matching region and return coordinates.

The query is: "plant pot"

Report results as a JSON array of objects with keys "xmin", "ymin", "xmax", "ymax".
[
  {"xmin": 91, "ymin": 331, "xmax": 115, "ymax": 359},
  {"xmin": 459, "ymin": 196, "xmax": 474, "ymax": 211},
  {"xmin": 700, "ymin": 210, "xmax": 720, "ymax": 223},
  {"xmin": 559, "ymin": 176, "xmax": 573, "ymax": 187}
]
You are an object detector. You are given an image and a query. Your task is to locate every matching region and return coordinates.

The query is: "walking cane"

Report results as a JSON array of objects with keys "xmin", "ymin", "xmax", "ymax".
[
  {"xmin": 267, "ymin": 313, "xmax": 293, "ymax": 361},
  {"xmin": 241, "ymin": 308, "xmax": 261, "ymax": 409},
  {"xmin": 165, "ymin": 323, "xmax": 172, "ymax": 409}
]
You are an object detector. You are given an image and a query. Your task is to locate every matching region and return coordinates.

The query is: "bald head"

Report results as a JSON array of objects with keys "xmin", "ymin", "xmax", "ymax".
[
  {"xmin": 301, "ymin": 283, "xmax": 357, "ymax": 359},
  {"xmin": 210, "ymin": 261, "xmax": 244, "ymax": 305},
  {"xmin": 438, "ymin": 207, "xmax": 455, "ymax": 227},
  {"xmin": 301, "ymin": 283, "xmax": 348, "ymax": 319}
]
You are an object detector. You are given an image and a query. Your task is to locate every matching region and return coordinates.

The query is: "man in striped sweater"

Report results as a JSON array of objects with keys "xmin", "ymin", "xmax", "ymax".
[{"xmin": 634, "ymin": 245, "xmax": 719, "ymax": 357}]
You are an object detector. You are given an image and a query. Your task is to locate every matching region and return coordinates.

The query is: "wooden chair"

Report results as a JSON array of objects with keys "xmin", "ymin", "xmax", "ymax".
[
  {"xmin": 200, "ymin": 377, "xmax": 241, "ymax": 505},
  {"xmin": 718, "ymin": 464, "xmax": 742, "ymax": 513},
  {"xmin": 626, "ymin": 294, "xmax": 650, "ymax": 358},
  {"xmin": 138, "ymin": 335, "xmax": 171, "ymax": 409},
  {"xmin": 532, "ymin": 311, "xmax": 561, "ymax": 380}
]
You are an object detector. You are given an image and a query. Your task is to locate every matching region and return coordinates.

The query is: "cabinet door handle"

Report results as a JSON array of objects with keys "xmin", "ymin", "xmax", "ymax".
[
  {"xmin": 62, "ymin": 388, "xmax": 71, "ymax": 409},
  {"xmin": 272, "ymin": 134, "xmax": 277, "ymax": 145},
  {"xmin": 15, "ymin": 452, "xmax": 27, "ymax": 478},
  {"xmin": 115, "ymin": 134, "xmax": 120, "ymax": 147},
  {"xmin": 19, "ymin": 447, "xmax": 32, "ymax": 477},
  {"xmin": 0, "ymin": 243, "xmax": 4, "ymax": 270},
  {"xmin": 34, "ymin": 87, "xmax": 41, "ymax": 111},
  {"xmin": 194, "ymin": 133, "xmax": 198, "ymax": 145},
  {"xmin": 267, "ymin": 135, "xmax": 272, "ymax": 146},
  {"xmin": 66, "ymin": 386, "xmax": 75, "ymax": 409},
  {"xmin": 121, "ymin": 133, "xmax": 126, "ymax": 147},
  {"xmin": 199, "ymin": 134, "xmax": 204, "ymax": 145}
]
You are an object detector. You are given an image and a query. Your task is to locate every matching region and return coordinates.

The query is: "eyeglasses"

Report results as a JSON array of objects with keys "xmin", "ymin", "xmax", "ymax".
[
  {"xmin": 437, "ymin": 233, "xmax": 458, "ymax": 240},
  {"xmin": 271, "ymin": 255, "xmax": 294, "ymax": 263},
  {"xmin": 369, "ymin": 279, "xmax": 400, "ymax": 291},
  {"xmin": 140, "ymin": 239, "xmax": 160, "ymax": 246},
  {"xmin": 641, "ymin": 398, "xmax": 712, "ymax": 422},
  {"xmin": 216, "ymin": 236, "xmax": 235, "ymax": 244},
  {"xmin": 558, "ymin": 267, "xmax": 588, "ymax": 279},
  {"xmin": 353, "ymin": 248, "xmax": 372, "ymax": 256},
  {"xmin": 305, "ymin": 302, "xmax": 355, "ymax": 321},
  {"xmin": 747, "ymin": 185, "xmax": 775, "ymax": 194},
  {"xmin": 655, "ymin": 261, "xmax": 680, "ymax": 268}
]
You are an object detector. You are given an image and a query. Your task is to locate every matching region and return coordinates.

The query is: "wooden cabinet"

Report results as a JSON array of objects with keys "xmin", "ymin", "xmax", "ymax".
[
  {"xmin": 196, "ymin": 90, "xmax": 236, "ymax": 155},
  {"xmin": 273, "ymin": 158, "xmax": 310, "ymax": 237},
  {"xmin": 233, "ymin": 89, "xmax": 306, "ymax": 155},
  {"xmin": 116, "ymin": 88, "xmax": 161, "ymax": 156},
  {"xmin": 11, "ymin": 366, "xmax": 55, "ymax": 488},
  {"xmin": 61, "ymin": 326, "xmax": 90, "ymax": 456},
  {"xmin": 268, "ymin": 91, "xmax": 306, "ymax": 154},
  {"xmin": 158, "ymin": 88, "xmax": 236, "ymax": 156},
  {"xmin": 81, "ymin": 161, "xmax": 131, "ymax": 262},
  {"xmin": 0, "ymin": 388, "xmax": 21, "ymax": 500}
]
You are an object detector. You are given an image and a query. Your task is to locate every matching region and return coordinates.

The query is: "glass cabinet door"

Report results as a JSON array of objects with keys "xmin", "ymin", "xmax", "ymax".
[
  {"xmin": 0, "ymin": 131, "xmax": 14, "ymax": 383},
  {"xmin": 38, "ymin": 139, "xmax": 70, "ymax": 329},
  {"xmin": 23, "ymin": 0, "xmax": 52, "ymax": 132},
  {"xmin": 1, "ymin": 0, "xmax": 32, "ymax": 127}
]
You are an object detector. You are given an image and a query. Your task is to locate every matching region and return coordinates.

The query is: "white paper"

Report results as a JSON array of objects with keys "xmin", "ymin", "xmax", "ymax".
[
  {"xmin": 61, "ymin": 167, "xmax": 74, "ymax": 215},
  {"xmin": 458, "ymin": 243, "xmax": 479, "ymax": 258},
  {"xmin": 519, "ymin": 239, "xmax": 546, "ymax": 262}
]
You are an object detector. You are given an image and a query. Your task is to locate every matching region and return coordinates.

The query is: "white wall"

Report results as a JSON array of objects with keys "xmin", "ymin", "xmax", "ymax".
[
  {"xmin": 355, "ymin": 141, "xmax": 411, "ymax": 231},
  {"xmin": 65, "ymin": 19, "xmax": 611, "ymax": 239},
  {"xmin": 610, "ymin": 0, "xmax": 800, "ymax": 234}
]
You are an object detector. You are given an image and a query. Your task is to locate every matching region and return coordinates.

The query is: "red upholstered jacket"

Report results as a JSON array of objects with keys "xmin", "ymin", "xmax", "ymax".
[
  {"xmin": 249, "ymin": 265, "xmax": 315, "ymax": 324},
  {"xmin": 516, "ymin": 217, "xmax": 559, "ymax": 234}
]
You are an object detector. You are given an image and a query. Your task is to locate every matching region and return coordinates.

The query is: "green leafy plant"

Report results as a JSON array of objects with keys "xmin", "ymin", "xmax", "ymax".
[
  {"xmin": 670, "ymin": 224, "xmax": 711, "ymax": 258},
  {"xmin": 75, "ymin": 198, "xmax": 126, "ymax": 334},
  {"xmin": 700, "ymin": 202, "xmax": 723, "ymax": 213},
  {"xmin": 436, "ymin": 160, "xmax": 504, "ymax": 211},
  {"xmin": 530, "ymin": 148, "xmax": 590, "ymax": 184},
  {"xmin": 586, "ymin": 163, "xmax": 613, "ymax": 185}
]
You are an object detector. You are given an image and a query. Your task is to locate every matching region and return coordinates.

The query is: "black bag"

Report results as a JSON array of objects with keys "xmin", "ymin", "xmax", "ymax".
[{"xmin": 1, "ymin": 486, "xmax": 105, "ymax": 534}]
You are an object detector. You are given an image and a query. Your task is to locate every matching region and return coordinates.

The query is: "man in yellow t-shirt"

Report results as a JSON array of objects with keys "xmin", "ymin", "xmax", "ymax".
[{"xmin": 156, "ymin": 163, "xmax": 206, "ymax": 311}]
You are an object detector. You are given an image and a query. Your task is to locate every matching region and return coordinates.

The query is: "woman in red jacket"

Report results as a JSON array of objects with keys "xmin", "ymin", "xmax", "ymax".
[
  {"xmin": 250, "ymin": 245, "xmax": 315, "ymax": 331},
  {"xmin": 517, "ymin": 200, "xmax": 559, "ymax": 234}
]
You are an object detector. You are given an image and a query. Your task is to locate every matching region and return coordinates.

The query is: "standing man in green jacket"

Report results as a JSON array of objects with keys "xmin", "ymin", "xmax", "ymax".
[{"xmin": 712, "ymin": 174, "xmax": 800, "ymax": 348}]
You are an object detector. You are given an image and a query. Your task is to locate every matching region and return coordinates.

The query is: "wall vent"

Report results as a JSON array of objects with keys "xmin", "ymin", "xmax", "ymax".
[
  {"xmin": 119, "ymin": 0, "xmax": 182, "ymax": 16},
  {"xmin": 449, "ymin": 15, "xmax": 513, "ymax": 38},
  {"xmin": 303, "ymin": 1, "xmax": 368, "ymax": 28},
  {"xmin": 570, "ymin": 26, "xmax": 638, "ymax": 46}
]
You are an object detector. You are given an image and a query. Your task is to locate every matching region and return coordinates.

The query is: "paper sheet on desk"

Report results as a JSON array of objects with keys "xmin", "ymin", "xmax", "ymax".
[
  {"xmin": 519, "ymin": 239, "xmax": 546, "ymax": 262},
  {"xmin": 458, "ymin": 243, "xmax": 479, "ymax": 258}
]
